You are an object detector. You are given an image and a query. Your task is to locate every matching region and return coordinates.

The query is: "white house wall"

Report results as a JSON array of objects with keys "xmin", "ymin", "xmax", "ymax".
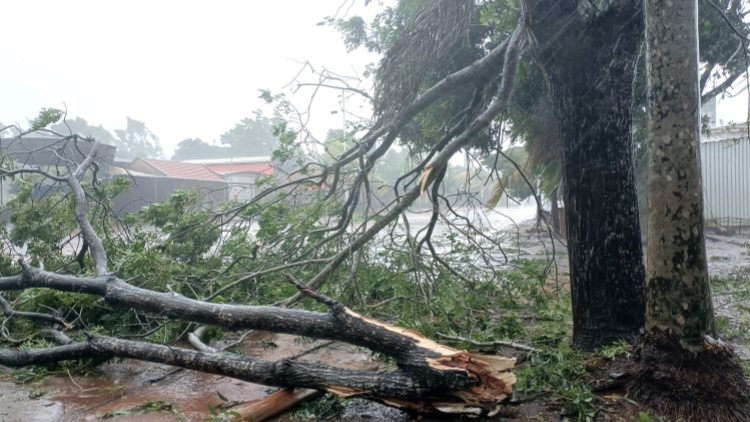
[{"xmin": 228, "ymin": 174, "xmax": 257, "ymax": 201}]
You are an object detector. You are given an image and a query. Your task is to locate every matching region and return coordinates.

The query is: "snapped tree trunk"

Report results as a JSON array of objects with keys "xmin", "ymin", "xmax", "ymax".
[{"xmin": 524, "ymin": 0, "xmax": 646, "ymax": 348}]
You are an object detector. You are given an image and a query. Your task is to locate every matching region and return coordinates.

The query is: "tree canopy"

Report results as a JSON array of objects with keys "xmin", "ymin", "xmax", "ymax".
[{"xmin": 49, "ymin": 116, "xmax": 165, "ymax": 160}]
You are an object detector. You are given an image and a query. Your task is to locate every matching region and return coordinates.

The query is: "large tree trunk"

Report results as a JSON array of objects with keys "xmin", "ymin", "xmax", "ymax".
[
  {"xmin": 632, "ymin": 0, "xmax": 750, "ymax": 419},
  {"xmin": 524, "ymin": 0, "xmax": 646, "ymax": 349},
  {"xmin": 643, "ymin": 0, "xmax": 713, "ymax": 342}
]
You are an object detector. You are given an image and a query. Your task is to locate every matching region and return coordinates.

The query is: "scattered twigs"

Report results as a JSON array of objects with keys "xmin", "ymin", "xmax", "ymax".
[{"xmin": 437, "ymin": 332, "xmax": 537, "ymax": 353}]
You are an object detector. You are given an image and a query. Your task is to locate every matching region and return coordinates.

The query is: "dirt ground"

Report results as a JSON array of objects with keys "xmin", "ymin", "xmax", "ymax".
[{"xmin": 1, "ymin": 218, "xmax": 748, "ymax": 421}]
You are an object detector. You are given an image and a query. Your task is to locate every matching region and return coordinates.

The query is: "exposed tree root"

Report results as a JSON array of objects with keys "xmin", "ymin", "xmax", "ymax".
[{"xmin": 631, "ymin": 328, "xmax": 750, "ymax": 422}]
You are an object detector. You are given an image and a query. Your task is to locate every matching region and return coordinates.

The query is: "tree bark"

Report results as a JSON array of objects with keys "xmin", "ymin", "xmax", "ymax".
[
  {"xmin": 550, "ymin": 186, "xmax": 560, "ymax": 235},
  {"xmin": 523, "ymin": 0, "xmax": 646, "ymax": 348},
  {"xmin": 631, "ymin": 1, "xmax": 750, "ymax": 419},
  {"xmin": 644, "ymin": 0, "xmax": 713, "ymax": 342}
]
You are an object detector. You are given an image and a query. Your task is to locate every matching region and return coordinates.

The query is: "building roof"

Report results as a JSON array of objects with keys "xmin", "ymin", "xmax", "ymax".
[
  {"xmin": 182, "ymin": 156, "xmax": 271, "ymax": 165},
  {"xmin": 0, "ymin": 136, "xmax": 117, "ymax": 168},
  {"xmin": 701, "ymin": 125, "xmax": 749, "ymax": 144},
  {"xmin": 133, "ymin": 158, "xmax": 224, "ymax": 182},
  {"xmin": 109, "ymin": 166, "xmax": 157, "ymax": 178},
  {"xmin": 206, "ymin": 162, "xmax": 273, "ymax": 176}
]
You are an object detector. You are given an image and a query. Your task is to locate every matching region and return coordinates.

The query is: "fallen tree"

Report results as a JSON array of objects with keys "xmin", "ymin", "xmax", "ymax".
[
  {"xmin": 0, "ymin": 5, "xmax": 529, "ymax": 416},
  {"xmin": 0, "ymin": 265, "xmax": 516, "ymax": 415}
]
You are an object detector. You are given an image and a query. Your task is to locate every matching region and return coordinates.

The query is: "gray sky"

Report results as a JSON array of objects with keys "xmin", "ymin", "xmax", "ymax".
[
  {"xmin": 1, "ymin": 1, "xmax": 747, "ymax": 158},
  {"xmin": 1, "ymin": 0, "xmax": 380, "ymax": 156}
]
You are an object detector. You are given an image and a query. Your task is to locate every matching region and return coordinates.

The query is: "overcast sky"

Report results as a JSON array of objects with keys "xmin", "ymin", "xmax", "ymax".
[
  {"xmin": 1, "ymin": 1, "xmax": 747, "ymax": 158},
  {"xmin": 0, "ymin": 1, "xmax": 381, "ymax": 156}
]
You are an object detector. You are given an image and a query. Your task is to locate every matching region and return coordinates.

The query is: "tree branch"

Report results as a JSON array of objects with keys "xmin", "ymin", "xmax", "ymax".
[
  {"xmin": 65, "ymin": 140, "xmax": 108, "ymax": 275},
  {"xmin": 0, "ymin": 294, "xmax": 70, "ymax": 327},
  {"xmin": 283, "ymin": 20, "xmax": 527, "ymax": 306}
]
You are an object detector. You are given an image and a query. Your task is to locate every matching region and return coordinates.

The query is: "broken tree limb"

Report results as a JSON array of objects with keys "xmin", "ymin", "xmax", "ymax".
[
  {"xmin": 0, "ymin": 267, "xmax": 516, "ymax": 416},
  {"xmin": 229, "ymin": 388, "xmax": 323, "ymax": 422}
]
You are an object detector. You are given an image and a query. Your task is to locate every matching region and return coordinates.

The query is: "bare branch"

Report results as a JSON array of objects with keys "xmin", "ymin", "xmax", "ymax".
[
  {"xmin": 65, "ymin": 140, "xmax": 108, "ymax": 275},
  {"xmin": 437, "ymin": 332, "xmax": 537, "ymax": 353},
  {"xmin": 285, "ymin": 273, "xmax": 338, "ymax": 309},
  {"xmin": 702, "ymin": 70, "xmax": 745, "ymax": 103},
  {"xmin": 283, "ymin": 19, "xmax": 527, "ymax": 306},
  {"xmin": 0, "ymin": 294, "xmax": 70, "ymax": 327}
]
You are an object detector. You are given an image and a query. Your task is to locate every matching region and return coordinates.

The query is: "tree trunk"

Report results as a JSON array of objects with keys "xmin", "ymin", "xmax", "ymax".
[
  {"xmin": 632, "ymin": 1, "xmax": 750, "ymax": 419},
  {"xmin": 644, "ymin": 0, "xmax": 713, "ymax": 342},
  {"xmin": 550, "ymin": 186, "xmax": 560, "ymax": 235},
  {"xmin": 524, "ymin": 0, "xmax": 646, "ymax": 349}
]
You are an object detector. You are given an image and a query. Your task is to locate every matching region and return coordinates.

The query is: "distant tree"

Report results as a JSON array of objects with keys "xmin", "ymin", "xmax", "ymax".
[
  {"xmin": 483, "ymin": 145, "xmax": 534, "ymax": 203},
  {"xmin": 220, "ymin": 110, "xmax": 279, "ymax": 157},
  {"xmin": 371, "ymin": 147, "xmax": 410, "ymax": 189},
  {"xmin": 171, "ymin": 138, "xmax": 230, "ymax": 161},
  {"xmin": 113, "ymin": 117, "xmax": 165, "ymax": 160},
  {"xmin": 322, "ymin": 129, "xmax": 356, "ymax": 161},
  {"xmin": 50, "ymin": 117, "xmax": 119, "ymax": 146},
  {"xmin": 0, "ymin": 122, "xmax": 20, "ymax": 138},
  {"xmin": 50, "ymin": 116, "xmax": 164, "ymax": 161}
]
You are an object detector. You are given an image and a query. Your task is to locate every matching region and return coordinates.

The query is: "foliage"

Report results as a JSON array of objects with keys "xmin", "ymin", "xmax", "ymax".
[
  {"xmin": 291, "ymin": 393, "xmax": 346, "ymax": 420},
  {"xmin": 711, "ymin": 272, "xmax": 750, "ymax": 343},
  {"xmin": 113, "ymin": 117, "xmax": 165, "ymax": 160},
  {"xmin": 170, "ymin": 138, "xmax": 230, "ymax": 161},
  {"xmin": 484, "ymin": 145, "xmax": 535, "ymax": 204},
  {"xmin": 50, "ymin": 117, "xmax": 118, "ymax": 145},
  {"xmin": 219, "ymin": 110, "xmax": 281, "ymax": 157},
  {"xmin": 50, "ymin": 116, "xmax": 164, "ymax": 160},
  {"xmin": 29, "ymin": 108, "xmax": 64, "ymax": 131},
  {"xmin": 202, "ymin": 391, "xmax": 242, "ymax": 422},
  {"xmin": 7, "ymin": 182, "xmax": 77, "ymax": 267},
  {"xmin": 515, "ymin": 340, "xmax": 596, "ymax": 421},
  {"xmin": 599, "ymin": 339, "xmax": 632, "ymax": 361},
  {"xmin": 136, "ymin": 190, "xmax": 221, "ymax": 262},
  {"xmin": 134, "ymin": 400, "xmax": 179, "ymax": 415}
]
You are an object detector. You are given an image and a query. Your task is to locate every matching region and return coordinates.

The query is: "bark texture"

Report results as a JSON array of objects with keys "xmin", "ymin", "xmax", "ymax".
[
  {"xmin": 644, "ymin": 0, "xmax": 713, "ymax": 342},
  {"xmin": 524, "ymin": 0, "xmax": 646, "ymax": 348},
  {"xmin": 632, "ymin": 2, "xmax": 750, "ymax": 420}
]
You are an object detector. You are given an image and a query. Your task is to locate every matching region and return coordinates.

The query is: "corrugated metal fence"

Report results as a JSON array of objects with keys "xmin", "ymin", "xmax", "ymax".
[{"xmin": 701, "ymin": 137, "xmax": 750, "ymax": 228}]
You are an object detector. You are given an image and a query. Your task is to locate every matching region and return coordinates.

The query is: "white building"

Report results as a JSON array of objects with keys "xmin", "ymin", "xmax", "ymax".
[{"xmin": 700, "ymin": 124, "xmax": 750, "ymax": 227}]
